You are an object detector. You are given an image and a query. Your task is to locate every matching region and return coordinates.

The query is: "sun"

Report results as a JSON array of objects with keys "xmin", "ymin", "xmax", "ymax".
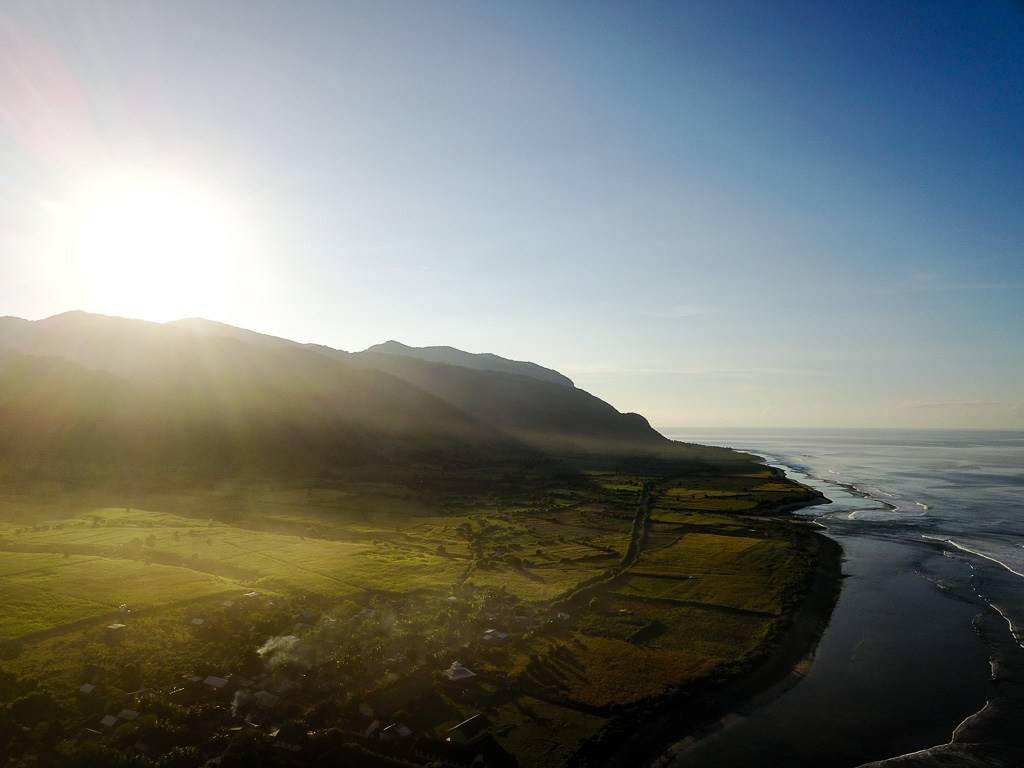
[{"xmin": 71, "ymin": 171, "xmax": 245, "ymax": 322}]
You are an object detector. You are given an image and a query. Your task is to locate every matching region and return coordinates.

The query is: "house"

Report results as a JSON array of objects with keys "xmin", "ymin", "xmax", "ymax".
[
  {"xmin": 190, "ymin": 617, "xmax": 205, "ymax": 627},
  {"xmin": 105, "ymin": 623, "xmax": 127, "ymax": 642},
  {"xmin": 447, "ymin": 714, "xmax": 489, "ymax": 746},
  {"xmin": 203, "ymin": 675, "xmax": 229, "ymax": 691},
  {"xmin": 482, "ymin": 629, "xmax": 508, "ymax": 642},
  {"xmin": 99, "ymin": 715, "xmax": 119, "ymax": 729},
  {"xmin": 380, "ymin": 722, "xmax": 414, "ymax": 742},
  {"xmin": 78, "ymin": 683, "xmax": 96, "ymax": 696},
  {"xmin": 443, "ymin": 662, "xmax": 476, "ymax": 682},
  {"xmin": 117, "ymin": 709, "xmax": 139, "ymax": 721}
]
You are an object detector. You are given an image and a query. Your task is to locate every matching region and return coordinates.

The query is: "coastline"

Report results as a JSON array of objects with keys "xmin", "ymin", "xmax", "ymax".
[
  {"xmin": 856, "ymin": 538, "xmax": 1024, "ymax": 768},
  {"xmin": 570, "ymin": 489, "xmax": 844, "ymax": 768},
  {"xmin": 641, "ymin": 429, "xmax": 1024, "ymax": 768},
  {"xmin": 654, "ymin": 527, "xmax": 993, "ymax": 768},
  {"xmin": 753, "ymin": 447, "xmax": 1021, "ymax": 767},
  {"xmin": 651, "ymin": 523, "xmax": 842, "ymax": 767}
]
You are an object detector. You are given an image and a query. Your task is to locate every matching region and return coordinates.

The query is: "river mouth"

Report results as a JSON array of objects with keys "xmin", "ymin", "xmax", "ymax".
[{"xmin": 670, "ymin": 529, "xmax": 991, "ymax": 768}]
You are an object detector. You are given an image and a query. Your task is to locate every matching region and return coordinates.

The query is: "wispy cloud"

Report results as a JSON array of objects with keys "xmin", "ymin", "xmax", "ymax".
[
  {"xmin": 641, "ymin": 304, "xmax": 709, "ymax": 320},
  {"xmin": 901, "ymin": 400, "xmax": 1003, "ymax": 410},
  {"xmin": 564, "ymin": 364, "xmax": 828, "ymax": 379},
  {"xmin": 872, "ymin": 271, "xmax": 1022, "ymax": 296}
]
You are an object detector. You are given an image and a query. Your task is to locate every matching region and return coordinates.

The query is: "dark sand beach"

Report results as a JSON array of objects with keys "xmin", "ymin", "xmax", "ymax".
[
  {"xmin": 589, "ymin": 516, "xmax": 843, "ymax": 768},
  {"xmin": 662, "ymin": 530, "xmax": 991, "ymax": 768},
  {"xmin": 658, "ymin": 429, "xmax": 1024, "ymax": 768}
]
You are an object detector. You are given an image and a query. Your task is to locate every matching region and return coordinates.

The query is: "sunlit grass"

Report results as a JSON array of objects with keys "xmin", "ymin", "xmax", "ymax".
[
  {"xmin": 0, "ymin": 461, "xmax": 821, "ymax": 768},
  {"xmin": 526, "ymin": 634, "xmax": 717, "ymax": 709},
  {"xmin": 0, "ymin": 552, "xmax": 236, "ymax": 640}
]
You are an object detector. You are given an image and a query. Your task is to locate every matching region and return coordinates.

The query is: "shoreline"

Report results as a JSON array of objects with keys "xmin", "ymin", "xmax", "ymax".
[
  {"xmin": 650, "ymin": 523, "xmax": 843, "ymax": 767},
  {"xmin": 647, "ymin": 430, "xmax": 1023, "ymax": 768},
  {"xmin": 571, "ymin": 505, "xmax": 843, "ymax": 768},
  {"xmin": 855, "ymin": 536, "xmax": 1024, "ymax": 768}
]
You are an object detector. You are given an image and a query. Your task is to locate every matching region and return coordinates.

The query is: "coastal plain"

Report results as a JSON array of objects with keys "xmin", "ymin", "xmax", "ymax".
[{"xmin": 0, "ymin": 459, "xmax": 827, "ymax": 767}]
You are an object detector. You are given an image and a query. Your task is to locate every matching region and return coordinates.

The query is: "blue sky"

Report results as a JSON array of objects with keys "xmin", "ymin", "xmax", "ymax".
[{"xmin": 2, "ymin": 1, "xmax": 1022, "ymax": 427}]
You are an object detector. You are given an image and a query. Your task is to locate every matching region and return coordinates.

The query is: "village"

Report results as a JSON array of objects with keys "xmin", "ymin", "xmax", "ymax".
[
  {"xmin": 58, "ymin": 583, "xmax": 587, "ymax": 767},
  {"xmin": 0, "ymin": 465, "xmax": 819, "ymax": 768}
]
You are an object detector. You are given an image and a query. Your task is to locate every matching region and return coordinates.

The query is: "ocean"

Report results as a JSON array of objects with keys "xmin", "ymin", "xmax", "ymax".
[{"xmin": 659, "ymin": 428, "xmax": 1024, "ymax": 768}]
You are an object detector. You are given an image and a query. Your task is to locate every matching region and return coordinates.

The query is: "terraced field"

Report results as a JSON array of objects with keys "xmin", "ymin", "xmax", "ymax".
[
  {"xmin": 0, "ymin": 460, "xmax": 824, "ymax": 768},
  {"xmin": 0, "ymin": 485, "xmax": 640, "ymax": 644}
]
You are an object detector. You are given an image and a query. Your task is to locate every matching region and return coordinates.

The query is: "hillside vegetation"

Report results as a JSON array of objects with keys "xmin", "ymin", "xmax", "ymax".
[
  {"xmin": 364, "ymin": 340, "xmax": 574, "ymax": 387},
  {"xmin": 0, "ymin": 311, "xmax": 827, "ymax": 768},
  {"xmin": 0, "ymin": 312, "xmax": 674, "ymax": 488}
]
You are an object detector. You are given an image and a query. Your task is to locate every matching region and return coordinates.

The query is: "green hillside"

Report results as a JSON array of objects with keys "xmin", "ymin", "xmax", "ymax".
[
  {"xmin": 0, "ymin": 312, "xmax": 679, "ymax": 489},
  {"xmin": 0, "ymin": 332, "xmax": 531, "ymax": 490},
  {"xmin": 350, "ymin": 350, "xmax": 665, "ymax": 454}
]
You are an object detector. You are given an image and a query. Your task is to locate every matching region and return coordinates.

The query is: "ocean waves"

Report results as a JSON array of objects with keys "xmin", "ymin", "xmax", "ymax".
[{"xmin": 663, "ymin": 428, "xmax": 1024, "ymax": 767}]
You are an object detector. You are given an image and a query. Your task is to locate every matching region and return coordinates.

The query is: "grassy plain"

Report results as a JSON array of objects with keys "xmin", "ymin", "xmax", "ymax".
[{"xmin": 0, "ymin": 456, "xmax": 825, "ymax": 768}]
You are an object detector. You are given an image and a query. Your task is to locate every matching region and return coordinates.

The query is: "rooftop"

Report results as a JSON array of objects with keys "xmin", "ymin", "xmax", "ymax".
[
  {"xmin": 443, "ymin": 661, "xmax": 476, "ymax": 681},
  {"xmin": 447, "ymin": 713, "xmax": 489, "ymax": 743}
]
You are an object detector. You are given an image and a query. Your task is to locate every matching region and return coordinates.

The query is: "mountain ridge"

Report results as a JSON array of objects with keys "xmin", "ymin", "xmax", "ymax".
[
  {"xmin": 365, "ymin": 339, "xmax": 574, "ymax": 388},
  {"xmin": 0, "ymin": 311, "xmax": 669, "ymax": 489},
  {"xmin": 0, "ymin": 312, "xmax": 538, "ymax": 488}
]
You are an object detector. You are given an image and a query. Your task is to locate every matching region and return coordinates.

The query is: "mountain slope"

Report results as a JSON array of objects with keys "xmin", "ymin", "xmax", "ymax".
[
  {"xmin": 0, "ymin": 311, "xmax": 671, "ymax": 491},
  {"xmin": 365, "ymin": 340, "xmax": 573, "ymax": 387},
  {"xmin": 4, "ymin": 313, "xmax": 663, "ymax": 453},
  {"xmin": 0, "ymin": 315, "xmax": 31, "ymax": 345},
  {"xmin": 0, "ymin": 313, "xmax": 534, "ymax": 488},
  {"xmin": 349, "ymin": 349, "xmax": 666, "ymax": 454}
]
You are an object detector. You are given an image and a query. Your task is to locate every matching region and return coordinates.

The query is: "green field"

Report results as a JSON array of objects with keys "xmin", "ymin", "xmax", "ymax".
[
  {"xmin": 0, "ymin": 459, "xmax": 822, "ymax": 768},
  {"xmin": 0, "ymin": 553, "xmax": 236, "ymax": 640}
]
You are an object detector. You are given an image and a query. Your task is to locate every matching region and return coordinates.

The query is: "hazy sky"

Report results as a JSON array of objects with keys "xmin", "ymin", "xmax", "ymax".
[{"xmin": 2, "ymin": 1, "xmax": 1023, "ymax": 428}]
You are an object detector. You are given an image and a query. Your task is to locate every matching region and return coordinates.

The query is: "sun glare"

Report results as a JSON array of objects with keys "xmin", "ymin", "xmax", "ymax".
[{"xmin": 71, "ymin": 172, "xmax": 245, "ymax": 322}]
